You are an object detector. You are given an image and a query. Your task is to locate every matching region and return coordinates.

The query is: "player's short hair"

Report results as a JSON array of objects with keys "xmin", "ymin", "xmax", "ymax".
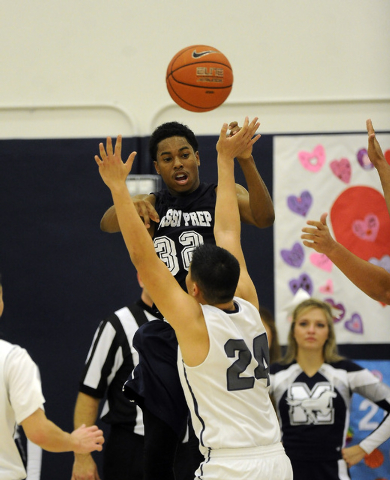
[
  {"xmin": 281, "ymin": 298, "xmax": 343, "ymax": 364},
  {"xmin": 190, "ymin": 244, "xmax": 240, "ymax": 305},
  {"xmin": 149, "ymin": 121, "xmax": 199, "ymax": 162}
]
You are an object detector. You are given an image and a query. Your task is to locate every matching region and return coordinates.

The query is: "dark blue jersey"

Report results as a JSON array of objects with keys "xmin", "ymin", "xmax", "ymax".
[
  {"xmin": 270, "ymin": 360, "xmax": 390, "ymax": 469},
  {"xmin": 153, "ymin": 182, "xmax": 217, "ymax": 290}
]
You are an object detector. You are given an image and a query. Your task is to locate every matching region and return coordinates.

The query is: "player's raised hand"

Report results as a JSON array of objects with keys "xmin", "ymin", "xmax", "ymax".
[
  {"xmin": 95, "ymin": 135, "xmax": 137, "ymax": 191},
  {"xmin": 227, "ymin": 119, "xmax": 261, "ymax": 160},
  {"xmin": 217, "ymin": 117, "xmax": 260, "ymax": 160},
  {"xmin": 301, "ymin": 213, "xmax": 337, "ymax": 256}
]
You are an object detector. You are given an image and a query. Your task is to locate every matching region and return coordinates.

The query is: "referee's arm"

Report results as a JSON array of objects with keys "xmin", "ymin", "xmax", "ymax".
[
  {"xmin": 74, "ymin": 392, "xmax": 100, "ymax": 429},
  {"xmin": 71, "ymin": 393, "xmax": 101, "ymax": 479}
]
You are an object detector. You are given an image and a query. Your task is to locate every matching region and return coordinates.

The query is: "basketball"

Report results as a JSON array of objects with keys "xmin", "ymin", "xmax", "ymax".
[{"xmin": 166, "ymin": 45, "xmax": 233, "ymax": 112}]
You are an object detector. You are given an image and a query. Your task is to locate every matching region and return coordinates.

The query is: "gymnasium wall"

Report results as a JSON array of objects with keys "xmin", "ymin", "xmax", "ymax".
[{"xmin": 0, "ymin": 2, "xmax": 389, "ymax": 479}]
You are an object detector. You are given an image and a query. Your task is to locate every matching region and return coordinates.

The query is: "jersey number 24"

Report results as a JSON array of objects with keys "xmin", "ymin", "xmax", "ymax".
[{"xmin": 224, "ymin": 333, "xmax": 270, "ymax": 391}]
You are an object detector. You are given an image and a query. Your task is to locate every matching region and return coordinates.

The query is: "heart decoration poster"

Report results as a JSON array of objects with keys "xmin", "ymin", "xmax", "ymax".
[{"xmin": 273, "ymin": 132, "xmax": 390, "ymax": 345}]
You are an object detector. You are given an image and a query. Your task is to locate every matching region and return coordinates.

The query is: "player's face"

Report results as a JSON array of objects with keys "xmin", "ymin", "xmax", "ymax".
[
  {"xmin": 154, "ymin": 136, "xmax": 200, "ymax": 196},
  {"xmin": 293, "ymin": 307, "xmax": 329, "ymax": 352}
]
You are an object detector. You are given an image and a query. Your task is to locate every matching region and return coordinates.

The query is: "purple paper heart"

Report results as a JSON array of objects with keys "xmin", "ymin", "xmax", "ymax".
[
  {"xmin": 287, "ymin": 191, "xmax": 313, "ymax": 216},
  {"xmin": 289, "ymin": 273, "xmax": 313, "ymax": 296},
  {"xmin": 344, "ymin": 313, "xmax": 364, "ymax": 334},
  {"xmin": 369, "ymin": 255, "xmax": 390, "ymax": 274},
  {"xmin": 324, "ymin": 298, "xmax": 346, "ymax": 323},
  {"xmin": 281, "ymin": 243, "xmax": 305, "ymax": 268},
  {"xmin": 357, "ymin": 148, "xmax": 374, "ymax": 170}
]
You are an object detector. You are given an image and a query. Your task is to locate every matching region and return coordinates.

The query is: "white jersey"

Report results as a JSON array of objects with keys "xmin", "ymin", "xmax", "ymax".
[
  {"xmin": 0, "ymin": 340, "xmax": 45, "ymax": 480},
  {"xmin": 177, "ymin": 297, "xmax": 281, "ymax": 455}
]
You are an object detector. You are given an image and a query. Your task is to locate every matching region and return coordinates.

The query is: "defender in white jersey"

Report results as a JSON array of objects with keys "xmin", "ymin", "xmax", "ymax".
[
  {"xmin": 95, "ymin": 116, "xmax": 293, "ymax": 480},
  {"xmin": 0, "ymin": 277, "xmax": 104, "ymax": 480},
  {"xmin": 178, "ymin": 298, "xmax": 280, "ymax": 453}
]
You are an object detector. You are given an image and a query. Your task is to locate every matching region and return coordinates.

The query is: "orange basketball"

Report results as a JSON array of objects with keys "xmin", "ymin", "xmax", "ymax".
[{"xmin": 166, "ymin": 45, "xmax": 233, "ymax": 112}]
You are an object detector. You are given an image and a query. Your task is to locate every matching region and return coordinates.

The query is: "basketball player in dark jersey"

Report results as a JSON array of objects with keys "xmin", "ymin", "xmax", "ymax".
[{"xmin": 99, "ymin": 120, "xmax": 274, "ymax": 479}]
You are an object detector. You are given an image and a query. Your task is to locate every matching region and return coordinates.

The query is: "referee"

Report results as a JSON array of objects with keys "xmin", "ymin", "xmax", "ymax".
[{"xmin": 71, "ymin": 275, "xmax": 156, "ymax": 480}]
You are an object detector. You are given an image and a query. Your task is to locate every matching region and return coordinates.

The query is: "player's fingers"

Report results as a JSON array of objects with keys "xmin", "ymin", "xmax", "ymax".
[
  {"xmin": 301, "ymin": 240, "xmax": 316, "ymax": 250},
  {"xmin": 305, "ymin": 219, "xmax": 323, "ymax": 229},
  {"xmin": 320, "ymin": 212, "xmax": 328, "ymax": 226},
  {"xmin": 366, "ymin": 118, "xmax": 374, "ymax": 136},
  {"xmin": 94, "ymin": 155, "xmax": 102, "ymax": 166},
  {"xmin": 125, "ymin": 151, "xmax": 137, "ymax": 170},
  {"xmin": 106, "ymin": 137, "xmax": 113, "ymax": 156},
  {"xmin": 301, "ymin": 226, "xmax": 321, "ymax": 235},
  {"xmin": 135, "ymin": 203, "xmax": 151, "ymax": 228},
  {"xmin": 244, "ymin": 117, "xmax": 260, "ymax": 140},
  {"xmin": 228, "ymin": 121, "xmax": 239, "ymax": 135},
  {"xmin": 249, "ymin": 117, "xmax": 259, "ymax": 129},
  {"xmin": 228, "ymin": 127, "xmax": 240, "ymax": 138},
  {"xmin": 249, "ymin": 133, "xmax": 261, "ymax": 147},
  {"xmin": 242, "ymin": 116, "xmax": 249, "ymax": 130},
  {"xmin": 235, "ymin": 116, "xmax": 252, "ymax": 141},
  {"xmin": 301, "ymin": 233, "xmax": 317, "ymax": 241},
  {"xmin": 98, "ymin": 143, "xmax": 107, "ymax": 161},
  {"xmin": 114, "ymin": 135, "xmax": 122, "ymax": 156},
  {"xmin": 146, "ymin": 204, "xmax": 160, "ymax": 223},
  {"xmin": 220, "ymin": 122, "xmax": 229, "ymax": 139}
]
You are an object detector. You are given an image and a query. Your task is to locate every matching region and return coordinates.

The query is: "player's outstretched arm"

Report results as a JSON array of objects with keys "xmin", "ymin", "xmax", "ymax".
[
  {"xmin": 215, "ymin": 117, "xmax": 260, "ymax": 308},
  {"xmin": 301, "ymin": 213, "xmax": 390, "ymax": 305},
  {"xmin": 367, "ymin": 119, "xmax": 390, "ymax": 217},
  {"xmin": 21, "ymin": 409, "xmax": 104, "ymax": 454},
  {"xmin": 227, "ymin": 121, "xmax": 275, "ymax": 228}
]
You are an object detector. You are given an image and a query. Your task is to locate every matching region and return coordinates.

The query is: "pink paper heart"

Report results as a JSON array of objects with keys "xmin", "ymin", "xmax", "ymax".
[
  {"xmin": 344, "ymin": 313, "xmax": 364, "ymax": 334},
  {"xmin": 319, "ymin": 279, "xmax": 334, "ymax": 294},
  {"xmin": 298, "ymin": 145, "xmax": 326, "ymax": 172},
  {"xmin": 309, "ymin": 253, "xmax": 333, "ymax": 272},
  {"xmin": 330, "ymin": 158, "xmax": 351, "ymax": 183},
  {"xmin": 352, "ymin": 214, "xmax": 379, "ymax": 242}
]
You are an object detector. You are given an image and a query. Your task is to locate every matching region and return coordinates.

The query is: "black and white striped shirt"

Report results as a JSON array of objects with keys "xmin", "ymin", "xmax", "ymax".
[{"xmin": 79, "ymin": 300, "xmax": 158, "ymax": 434}]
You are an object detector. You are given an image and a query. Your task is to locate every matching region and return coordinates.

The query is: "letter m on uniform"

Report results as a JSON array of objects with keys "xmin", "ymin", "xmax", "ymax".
[{"xmin": 286, "ymin": 382, "xmax": 337, "ymax": 425}]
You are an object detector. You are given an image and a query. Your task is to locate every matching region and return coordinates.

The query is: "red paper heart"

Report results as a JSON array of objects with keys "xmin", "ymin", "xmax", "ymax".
[{"xmin": 330, "ymin": 186, "xmax": 390, "ymax": 262}]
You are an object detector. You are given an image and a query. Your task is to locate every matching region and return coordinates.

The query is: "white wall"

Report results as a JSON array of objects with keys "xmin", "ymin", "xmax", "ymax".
[{"xmin": 1, "ymin": 0, "xmax": 389, "ymax": 138}]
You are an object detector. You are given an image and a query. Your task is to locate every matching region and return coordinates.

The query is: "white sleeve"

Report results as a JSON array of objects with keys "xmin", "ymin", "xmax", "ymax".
[
  {"xmin": 5, "ymin": 346, "xmax": 45, "ymax": 424},
  {"xmin": 349, "ymin": 368, "xmax": 390, "ymax": 455}
]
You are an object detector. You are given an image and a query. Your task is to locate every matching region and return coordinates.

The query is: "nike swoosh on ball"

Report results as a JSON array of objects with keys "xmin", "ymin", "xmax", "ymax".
[{"xmin": 192, "ymin": 50, "xmax": 217, "ymax": 58}]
